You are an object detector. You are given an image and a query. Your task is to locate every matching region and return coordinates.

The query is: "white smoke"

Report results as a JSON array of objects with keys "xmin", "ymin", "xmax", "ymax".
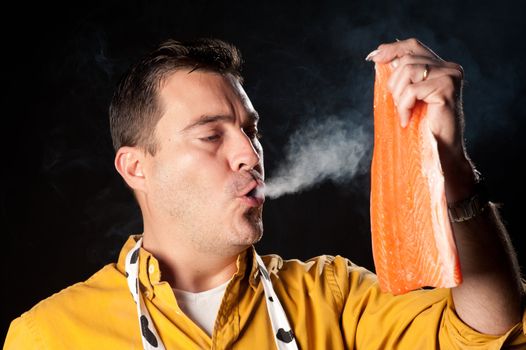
[{"xmin": 264, "ymin": 115, "xmax": 372, "ymax": 199}]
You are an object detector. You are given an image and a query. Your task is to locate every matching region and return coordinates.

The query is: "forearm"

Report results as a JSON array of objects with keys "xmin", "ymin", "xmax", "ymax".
[
  {"xmin": 439, "ymin": 146, "xmax": 523, "ymax": 335},
  {"xmin": 445, "ymin": 159, "xmax": 524, "ymax": 334}
]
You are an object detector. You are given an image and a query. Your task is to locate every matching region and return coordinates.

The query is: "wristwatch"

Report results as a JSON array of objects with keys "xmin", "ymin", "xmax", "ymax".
[{"xmin": 447, "ymin": 174, "xmax": 489, "ymax": 223}]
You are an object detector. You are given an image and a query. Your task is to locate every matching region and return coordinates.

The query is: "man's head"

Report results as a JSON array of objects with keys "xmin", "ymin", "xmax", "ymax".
[
  {"xmin": 110, "ymin": 39, "xmax": 265, "ymax": 256},
  {"xmin": 109, "ymin": 38, "xmax": 245, "ymax": 155}
]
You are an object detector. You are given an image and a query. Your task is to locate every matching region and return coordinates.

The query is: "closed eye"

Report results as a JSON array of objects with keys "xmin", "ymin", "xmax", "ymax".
[{"xmin": 200, "ymin": 134, "xmax": 222, "ymax": 142}]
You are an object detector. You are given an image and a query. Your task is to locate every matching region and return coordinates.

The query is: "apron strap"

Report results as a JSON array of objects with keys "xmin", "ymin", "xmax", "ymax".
[{"xmin": 125, "ymin": 237, "xmax": 299, "ymax": 350}]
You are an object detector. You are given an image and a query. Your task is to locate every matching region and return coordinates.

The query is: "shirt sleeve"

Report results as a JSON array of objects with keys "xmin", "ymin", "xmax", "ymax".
[
  {"xmin": 328, "ymin": 255, "xmax": 526, "ymax": 350},
  {"xmin": 4, "ymin": 314, "xmax": 42, "ymax": 349}
]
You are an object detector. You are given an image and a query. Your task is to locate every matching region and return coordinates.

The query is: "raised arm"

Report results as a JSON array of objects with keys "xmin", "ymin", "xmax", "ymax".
[{"xmin": 366, "ymin": 38, "xmax": 523, "ymax": 335}]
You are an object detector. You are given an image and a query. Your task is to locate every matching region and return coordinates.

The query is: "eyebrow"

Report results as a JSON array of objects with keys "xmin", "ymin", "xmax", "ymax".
[{"xmin": 180, "ymin": 111, "xmax": 260, "ymax": 132}]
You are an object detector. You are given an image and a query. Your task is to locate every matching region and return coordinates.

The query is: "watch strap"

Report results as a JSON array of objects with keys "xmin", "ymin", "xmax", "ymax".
[{"xmin": 447, "ymin": 176, "xmax": 489, "ymax": 223}]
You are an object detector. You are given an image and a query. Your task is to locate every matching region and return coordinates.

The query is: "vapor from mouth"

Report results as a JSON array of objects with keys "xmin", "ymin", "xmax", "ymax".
[{"xmin": 263, "ymin": 116, "xmax": 372, "ymax": 199}]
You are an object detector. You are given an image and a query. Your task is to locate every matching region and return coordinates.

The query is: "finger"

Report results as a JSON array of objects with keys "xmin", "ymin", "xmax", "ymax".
[
  {"xmin": 389, "ymin": 55, "xmax": 464, "ymax": 85},
  {"xmin": 387, "ymin": 55, "xmax": 441, "ymax": 91},
  {"xmin": 391, "ymin": 63, "xmax": 434, "ymax": 105},
  {"xmin": 366, "ymin": 38, "xmax": 441, "ymax": 63},
  {"xmin": 397, "ymin": 82, "xmax": 436, "ymax": 128},
  {"xmin": 397, "ymin": 76, "xmax": 457, "ymax": 127},
  {"xmin": 391, "ymin": 64, "xmax": 463, "ymax": 105}
]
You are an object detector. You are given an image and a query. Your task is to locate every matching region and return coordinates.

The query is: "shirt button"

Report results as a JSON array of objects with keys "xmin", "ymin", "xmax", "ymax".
[{"xmin": 148, "ymin": 264, "xmax": 155, "ymax": 274}]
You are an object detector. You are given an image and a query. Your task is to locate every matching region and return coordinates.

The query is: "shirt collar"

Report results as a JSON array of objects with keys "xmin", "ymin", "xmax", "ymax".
[{"xmin": 116, "ymin": 234, "xmax": 262, "ymax": 298}]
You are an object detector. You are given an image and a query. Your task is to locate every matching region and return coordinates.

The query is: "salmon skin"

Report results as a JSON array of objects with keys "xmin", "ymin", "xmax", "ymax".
[{"xmin": 370, "ymin": 63, "xmax": 462, "ymax": 295}]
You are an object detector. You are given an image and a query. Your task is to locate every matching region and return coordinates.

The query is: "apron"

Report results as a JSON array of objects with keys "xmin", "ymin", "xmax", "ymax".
[{"xmin": 125, "ymin": 237, "xmax": 299, "ymax": 350}]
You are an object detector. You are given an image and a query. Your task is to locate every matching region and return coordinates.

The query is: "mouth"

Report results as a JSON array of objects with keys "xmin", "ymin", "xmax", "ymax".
[{"xmin": 239, "ymin": 181, "xmax": 265, "ymax": 207}]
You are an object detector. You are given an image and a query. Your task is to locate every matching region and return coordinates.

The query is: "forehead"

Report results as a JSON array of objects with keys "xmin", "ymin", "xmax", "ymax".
[{"xmin": 157, "ymin": 70, "xmax": 256, "ymax": 128}]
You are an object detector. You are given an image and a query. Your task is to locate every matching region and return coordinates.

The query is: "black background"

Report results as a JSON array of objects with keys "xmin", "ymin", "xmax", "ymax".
[{"xmin": 3, "ymin": 0, "xmax": 525, "ymax": 340}]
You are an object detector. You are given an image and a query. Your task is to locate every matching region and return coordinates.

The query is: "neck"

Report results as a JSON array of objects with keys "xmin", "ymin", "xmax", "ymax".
[{"xmin": 141, "ymin": 228, "xmax": 243, "ymax": 293}]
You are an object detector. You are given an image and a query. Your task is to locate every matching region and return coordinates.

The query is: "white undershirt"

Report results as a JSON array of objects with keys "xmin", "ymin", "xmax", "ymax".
[{"xmin": 172, "ymin": 280, "xmax": 229, "ymax": 336}]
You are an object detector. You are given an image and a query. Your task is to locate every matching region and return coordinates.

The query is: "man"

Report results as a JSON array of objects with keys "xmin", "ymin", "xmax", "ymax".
[{"xmin": 4, "ymin": 38, "xmax": 525, "ymax": 349}]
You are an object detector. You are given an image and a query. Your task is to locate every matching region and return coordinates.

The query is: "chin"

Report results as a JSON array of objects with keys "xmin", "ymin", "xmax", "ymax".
[
  {"xmin": 234, "ymin": 210, "xmax": 263, "ymax": 245},
  {"xmin": 212, "ymin": 208, "xmax": 262, "ymax": 254},
  {"xmin": 237, "ymin": 223, "xmax": 263, "ymax": 245}
]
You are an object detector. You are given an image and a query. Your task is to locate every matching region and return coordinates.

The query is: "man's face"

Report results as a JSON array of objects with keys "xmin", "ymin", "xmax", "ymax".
[{"xmin": 142, "ymin": 70, "xmax": 265, "ymax": 256}]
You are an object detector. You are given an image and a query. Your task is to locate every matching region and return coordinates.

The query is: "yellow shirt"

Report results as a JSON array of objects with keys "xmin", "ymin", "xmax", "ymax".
[{"xmin": 5, "ymin": 235, "xmax": 526, "ymax": 349}]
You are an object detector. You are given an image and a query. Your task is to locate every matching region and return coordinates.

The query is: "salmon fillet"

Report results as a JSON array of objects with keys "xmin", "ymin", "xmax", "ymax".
[{"xmin": 370, "ymin": 63, "xmax": 462, "ymax": 295}]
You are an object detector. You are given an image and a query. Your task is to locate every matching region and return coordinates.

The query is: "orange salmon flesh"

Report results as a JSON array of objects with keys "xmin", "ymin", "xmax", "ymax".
[{"xmin": 370, "ymin": 63, "xmax": 462, "ymax": 295}]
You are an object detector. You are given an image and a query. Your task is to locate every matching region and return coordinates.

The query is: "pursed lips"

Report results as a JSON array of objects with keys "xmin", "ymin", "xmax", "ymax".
[{"xmin": 238, "ymin": 179, "xmax": 265, "ymax": 207}]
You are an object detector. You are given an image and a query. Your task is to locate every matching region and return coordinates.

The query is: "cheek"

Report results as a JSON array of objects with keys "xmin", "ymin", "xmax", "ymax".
[{"xmin": 150, "ymin": 148, "xmax": 227, "ymax": 200}]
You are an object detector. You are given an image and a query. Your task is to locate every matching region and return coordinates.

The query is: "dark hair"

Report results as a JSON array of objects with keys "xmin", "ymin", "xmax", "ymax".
[{"xmin": 109, "ymin": 38, "xmax": 244, "ymax": 155}]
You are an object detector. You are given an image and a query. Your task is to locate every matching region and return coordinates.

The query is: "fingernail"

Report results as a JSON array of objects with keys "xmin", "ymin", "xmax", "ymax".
[
  {"xmin": 365, "ymin": 49, "xmax": 380, "ymax": 61},
  {"xmin": 390, "ymin": 58, "xmax": 399, "ymax": 68}
]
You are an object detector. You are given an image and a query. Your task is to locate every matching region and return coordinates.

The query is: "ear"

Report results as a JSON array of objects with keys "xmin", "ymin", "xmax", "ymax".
[{"xmin": 114, "ymin": 146, "xmax": 148, "ymax": 193}]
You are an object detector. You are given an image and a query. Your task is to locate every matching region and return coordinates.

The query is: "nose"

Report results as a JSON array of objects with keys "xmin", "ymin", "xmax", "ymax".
[{"xmin": 229, "ymin": 129, "xmax": 262, "ymax": 172}]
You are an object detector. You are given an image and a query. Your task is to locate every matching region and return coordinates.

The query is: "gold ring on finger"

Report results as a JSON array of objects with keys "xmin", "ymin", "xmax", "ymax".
[{"xmin": 422, "ymin": 64, "xmax": 429, "ymax": 81}]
